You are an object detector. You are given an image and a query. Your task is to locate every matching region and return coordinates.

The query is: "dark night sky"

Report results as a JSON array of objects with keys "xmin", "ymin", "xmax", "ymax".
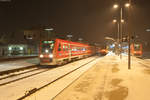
[{"xmin": 0, "ymin": 0, "xmax": 150, "ymax": 45}]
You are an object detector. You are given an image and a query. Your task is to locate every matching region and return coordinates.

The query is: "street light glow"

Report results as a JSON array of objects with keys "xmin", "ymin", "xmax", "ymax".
[
  {"xmin": 121, "ymin": 19, "xmax": 125, "ymax": 23},
  {"xmin": 125, "ymin": 3, "xmax": 130, "ymax": 8},
  {"xmin": 44, "ymin": 28, "xmax": 53, "ymax": 31},
  {"xmin": 113, "ymin": 19, "xmax": 117, "ymax": 23},
  {"xmin": 113, "ymin": 4, "xmax": 119, "ymax": 9}
]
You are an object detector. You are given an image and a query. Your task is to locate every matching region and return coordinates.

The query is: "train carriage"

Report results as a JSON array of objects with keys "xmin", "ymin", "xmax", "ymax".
[
  {"xmin": 131, "ymin": 43, "xmax": 142, "ymax": 57},
  {"xmin": 39, "ymin": 38, "xmax": 95, "ymax": 65}
]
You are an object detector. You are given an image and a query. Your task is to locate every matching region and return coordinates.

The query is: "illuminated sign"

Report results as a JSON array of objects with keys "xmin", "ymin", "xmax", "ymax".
[{"xmin": 42, "ymin": 41, "xmax": 54, "ymax": 44}]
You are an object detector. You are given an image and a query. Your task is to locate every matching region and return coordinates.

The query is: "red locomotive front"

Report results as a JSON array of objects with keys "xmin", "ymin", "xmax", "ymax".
[
  {"xmin": 131, "ymin": 43, "xmax": 142, "ymax": 57},
  {"xmin": 39, "ymin": 38, "xmax": 95, "ymax": 65},
  {"xmin": 39, "ymin": 40, "xmax": 56, "ymax": 65}
]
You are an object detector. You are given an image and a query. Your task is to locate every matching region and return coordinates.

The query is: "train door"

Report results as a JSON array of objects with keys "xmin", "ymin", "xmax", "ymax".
[
  {"xmin": 65, "ymin": 44, "xmax": 69, "ymax": 58},
  {"xmin": 57, "ymin": 42, "xmax": 63, "ymax": 59},
  {"xmin": 62, "ymin": 43, "xmax": 69, "ymax": 58},
  {"xmin": 68, "ymin": 43, "xmax": 72, "ymax": 61}
]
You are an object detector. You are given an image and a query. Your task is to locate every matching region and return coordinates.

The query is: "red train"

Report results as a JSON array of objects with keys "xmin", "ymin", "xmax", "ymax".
[
  {"xmin": 39, "ymin": 38, "xmax": 96, "ymax": 65},
  {"xmin": 96, "ymin": 45, "xmax": 108, "ymax": 56},
  {"xmin": 130, "ymin": 43, "xmax": 142, "ymax": 57},
  {"xmin": 99, "ymin": 48, "xmax": 108, "ymax": 55}
]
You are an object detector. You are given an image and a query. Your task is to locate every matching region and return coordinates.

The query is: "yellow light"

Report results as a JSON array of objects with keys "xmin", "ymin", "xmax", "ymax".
[
  {"xmin": 113, "ymin": 4, "xmax": 119, "ymax": 9},
  {"xmin": 125, "ymin": 3, "xmax": 130, "ymax": 7},
  {"xmin": 113, "ymin": 19, "xmax": 117, "ymax": 23},
  {"xmin": 121, "ymin": 19, "xmax": 124, "ymax": 23}
]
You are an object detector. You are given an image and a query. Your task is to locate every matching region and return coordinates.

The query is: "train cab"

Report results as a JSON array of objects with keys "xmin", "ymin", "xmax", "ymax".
[
  {"xmin": 39, "ymin": 40, "xmax": 55, "ymax": 65},
  {"xmin": 131, "ymin": 43, "xmax": 142, "ymax": 57}
]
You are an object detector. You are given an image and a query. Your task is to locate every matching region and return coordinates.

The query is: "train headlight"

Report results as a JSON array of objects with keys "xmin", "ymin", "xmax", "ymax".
[
  {"xmin": 49, "ymin": 54, "xmax": 53, "ymax": 58},
  {"xmin": 45, "ymin": 49, "xmax": 49, "ymax": 53},
  {"xmin": 40, "ymin": 54, "xmax": 44, "ymax": 58}
]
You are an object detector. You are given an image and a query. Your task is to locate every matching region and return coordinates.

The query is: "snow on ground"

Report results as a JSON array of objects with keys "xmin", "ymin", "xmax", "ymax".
[
  {"xmin": 1, "ymin": 54, "xmax": 150, "ymax": 100},
  {"xmin": 106, "ymin": 51, "xmax": 116, "ymax": 56},
  {"xmin": 0, "ymin": 58, "xmax": 39, "ymax": 72},
  {"xmin": 145, "ymin": 59, "xmax": 150, "ymax": 62},
  {"xmin": 54, "ymin": 55, "xmax": 150, "ymax": 100},
  {"xmin": 24, "ymin": 56, "xmax": 102, "ymax": 100},
  {"xmin": 0, "ymin": 56, "xmax": 98, "ymax": 100},
  {"xmin": 106, "ymin": 51, "xmax": 127, "ymax": 56}
]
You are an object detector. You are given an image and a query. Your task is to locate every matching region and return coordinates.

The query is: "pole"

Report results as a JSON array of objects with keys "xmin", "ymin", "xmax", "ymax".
[
  {"xmin": 117, "ymin": 23, "xmax": 120, "ymax": 56},
  {"xmin": 120, "ymin": 7, "xmax": 123, "ymax": 59},
  {"xmin": 128, "ymin": 0, "xmax": 132, "ymax": 69},
  {"xmin": 128, "ymin": 30, "xmax": 131, "ymax": 69},
  {"xmin": 117, "ymin": 23, "xmax": 120, "ymax": 42}
]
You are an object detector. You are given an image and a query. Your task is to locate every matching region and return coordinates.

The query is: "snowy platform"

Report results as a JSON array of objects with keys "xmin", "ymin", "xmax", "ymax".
[
  {"xmin": 1, "ymin": 53, "xmax": 150, "ymax": 100},
  {"xmin": 0, "ymin": 58, "xmax": 39, "ymax": 72},
  {"xmin": 54, "ymin": 55, "xmax": 150, "ymax": 100},
  {"xmin": 0, "ymin": 55, "xmax": 37, "ymax": 62}
]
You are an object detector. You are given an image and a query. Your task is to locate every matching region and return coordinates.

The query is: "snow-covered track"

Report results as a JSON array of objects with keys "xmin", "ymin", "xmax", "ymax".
[
  {"xmin": 0, "ymin": 66, "xmax": 54, "ymax": 86},
  {"xmin": 17, "ymin": 57, "xmax": 98, "ymax": 100},
  {"xmin": 0, "ymin": 65, "xmax": 38, "ymax": 76}
]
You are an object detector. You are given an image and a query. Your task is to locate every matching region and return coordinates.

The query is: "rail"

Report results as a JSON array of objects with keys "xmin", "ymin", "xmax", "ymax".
[{"xmin": 17, "ymin": 57, "xmax": 98, "ymax": 100}]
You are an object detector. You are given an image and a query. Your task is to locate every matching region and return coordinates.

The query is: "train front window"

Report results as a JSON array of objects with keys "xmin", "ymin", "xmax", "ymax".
[
  {"xmin": 41, "ymin": 41, "xmax": 55, "ymax": 53},
  {"xmin": 134, "ymin": 44, "xmax": 140, "ymax": 51}
]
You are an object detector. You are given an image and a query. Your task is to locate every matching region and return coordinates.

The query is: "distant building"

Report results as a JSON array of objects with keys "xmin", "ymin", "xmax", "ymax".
[
  {"xmin": 24, "ymin": 29, "xmax": 41, "ymax": 40},
  {"xmin": 0, "ymin": 25, "xmax": 58, "ymax": 56},
  {"xmin": 0, "ymin": 31, "xmax": 39, "ymax": 56}
]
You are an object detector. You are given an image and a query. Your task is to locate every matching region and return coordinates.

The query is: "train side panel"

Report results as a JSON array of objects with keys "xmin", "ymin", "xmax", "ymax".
[{"xmin": 39, "ymin": 38, "xmax": 96, "ymax": 65}]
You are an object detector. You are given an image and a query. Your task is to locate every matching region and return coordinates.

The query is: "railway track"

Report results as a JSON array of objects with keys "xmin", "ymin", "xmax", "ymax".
[
  {"xmin": 0, "ymin": 67, "xmax": 39, "ymax": 80},
  {"xmin": 0, "ymin": 56, "xmax": 38, "ymax": 63},
  {"xmin": 0, "ymin": 65, "xmax": 38, "ymax": 76},
  {"xmin": 0, "ymin": 64, "xmax": 59, "ymax": 86},
  {"xmin": 0, "ymin": 67, "xmax": 53, "ymax": 86},
  {"xmin": 136, "ymin": 57, "xmax": 150, "ymax": 68},
  {"xmin": 17, "ymin": 57, "xmax": 99, "ymax": 100},
  {"xmin": 138, "ymin": 61, "xmax": 150, "ymax": 68}
]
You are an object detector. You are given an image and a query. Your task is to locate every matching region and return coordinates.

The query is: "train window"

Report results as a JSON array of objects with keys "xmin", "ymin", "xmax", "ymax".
[
  {"xmin": 77, "ymin": 47, "xmax": 79, "ymax": 51},
  {"xmin": 58, "ymin": 44, "xmax": 61, "ymax": 51},
  {"xmin": 72, "ymin": 47, "xmax": 76, "ymax": 51},
  {"xmin": 74, "ymin": 47, "xmax": 77, "ymax": 51},
  {"xmin": 66, "ymin": 45, "xmax": 68, "ymax": 51},
  {"xmin": 41, "ymin": 40, "xmax": 55, "ymax": 53},
  {"xmin": 68, "ymin": 45, "xmax": 71, "ymax": 51},
  {"xmin": 134, "ymin": 44, "xmax": 140, "ymax": 51},
  {"xmin": 79, "ymin": 47, "xmax": 82, "ymax": 51},
  {"xmin": 72, "ymin": 47, "xmax": 74, "ymax": 51},
  {"xmin": 83, "ymin": 48, "xmax": 86, "ymax": 51},
  {"xmin": 63, "ymin": 44, "xmax": 66, "ymax": 51},
  {"xmin": 78, "ymin": 47, "xmax": 80, "ymax": 51},
  {"xmin": 71, "ymin": 45, "xmax": 74, "ymax": 51}
]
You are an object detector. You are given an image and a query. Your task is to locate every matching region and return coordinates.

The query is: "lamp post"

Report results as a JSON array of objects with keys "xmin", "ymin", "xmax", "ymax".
[
  {"xmin": 113, "ymin": 19, "xmax": 120, "ymax": 45},
  {"xmin": 113, "ymin": 3, "xmax": 130, "ymax": 59},
  {"xmin": 113, "ymin": 19, "xmax": 120, "ymax": 55},
  {"xmin": 120, "ymin": 7, "xmax": 123, "ymax": 59},
  {"xmin": 128, "ymin": 0, "xmax": 131, "ymax": 69}
]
